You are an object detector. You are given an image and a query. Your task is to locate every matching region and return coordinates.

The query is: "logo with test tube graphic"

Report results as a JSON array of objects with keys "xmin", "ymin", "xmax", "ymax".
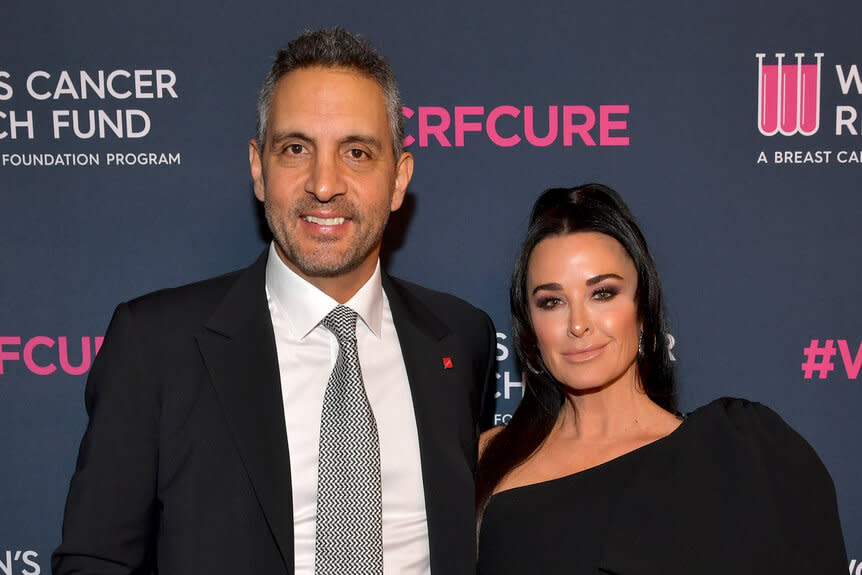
[{"xmin": 757, "ymin": 52, "xmax": 823, "ymax": 136}]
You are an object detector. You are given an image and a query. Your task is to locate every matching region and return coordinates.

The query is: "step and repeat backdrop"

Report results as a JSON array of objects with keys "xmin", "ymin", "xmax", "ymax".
[{"xmin": 2, "ymin": 1, "xmax": 860, "ymax": 572}]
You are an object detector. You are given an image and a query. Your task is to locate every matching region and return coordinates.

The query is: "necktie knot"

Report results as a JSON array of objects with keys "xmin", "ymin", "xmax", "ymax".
[{"xmin": 321, "ymin": 305, "xmax": 359, "ymax": 344}]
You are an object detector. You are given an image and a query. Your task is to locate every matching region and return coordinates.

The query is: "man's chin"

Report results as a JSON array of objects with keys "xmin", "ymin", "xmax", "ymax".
[
  {"xmin": 299, "ymin": 263, "xmax": 360, "ymax": 278},
  {"xmin": 283, "ymin": 250, "xmax": 367, "ymax": 279}
]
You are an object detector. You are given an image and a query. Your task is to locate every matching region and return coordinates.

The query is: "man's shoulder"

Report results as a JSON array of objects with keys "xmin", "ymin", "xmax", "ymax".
[
  {"xmin": 122, "ymin": 259, "xmax": 261, "ymax": 326},
  {"xmin": 388, "ymin": 276, "xmax": 480, "ymax": 310},
  {"xmin": 386, "ymin": 275, "xmax": 493, "ymax": 328}
]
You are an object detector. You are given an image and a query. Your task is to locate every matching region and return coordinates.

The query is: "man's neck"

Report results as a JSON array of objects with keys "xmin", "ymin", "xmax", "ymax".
[{"xmin": 274, "ymin": 245, "xmax": 380, "ymax": 304}]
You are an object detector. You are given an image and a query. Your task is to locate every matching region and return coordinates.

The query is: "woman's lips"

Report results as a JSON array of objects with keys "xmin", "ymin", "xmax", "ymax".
[{"xmin": 561, "ymin": 342, "xmax": 608, "ymax": 363}]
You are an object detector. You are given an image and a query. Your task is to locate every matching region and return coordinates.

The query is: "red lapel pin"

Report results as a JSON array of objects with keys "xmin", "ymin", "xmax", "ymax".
[{"xmin": 442, "ymin": 357, "xmax": 454, "ymax": 369}]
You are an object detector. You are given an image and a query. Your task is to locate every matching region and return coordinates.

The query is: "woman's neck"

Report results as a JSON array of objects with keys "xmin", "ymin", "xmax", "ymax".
[{"xmin": 556, "ymin": 376, "xmax": 675, "ymax": 442}]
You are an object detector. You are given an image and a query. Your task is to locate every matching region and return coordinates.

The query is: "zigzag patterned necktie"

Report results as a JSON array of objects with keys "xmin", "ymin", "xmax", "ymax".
[{"xmin": 315, "ymin": 305, "xmax": 384, "ymax": 574}]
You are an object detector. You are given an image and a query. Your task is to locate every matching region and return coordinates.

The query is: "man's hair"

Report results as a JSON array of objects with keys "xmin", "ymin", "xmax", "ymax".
[{"xmin": 256, "ymin": 27, "xmax": 405, "ymax": 159}]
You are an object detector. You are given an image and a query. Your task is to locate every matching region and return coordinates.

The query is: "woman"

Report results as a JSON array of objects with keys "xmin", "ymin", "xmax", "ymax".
[{"xmin": 476, "ymin": 184, "xmax": 847, "ymax": 574}]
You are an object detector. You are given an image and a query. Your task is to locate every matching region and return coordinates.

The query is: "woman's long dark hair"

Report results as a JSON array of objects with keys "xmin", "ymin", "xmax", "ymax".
[{"xmin": 476, "ymin": 183, "xmax": 677, "ymax": 522}]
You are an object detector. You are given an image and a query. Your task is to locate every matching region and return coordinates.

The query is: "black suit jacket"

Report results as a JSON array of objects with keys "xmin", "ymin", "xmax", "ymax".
[{"xmin": 53, "ymin": 251, "xmax": 497, "ymax": 574}]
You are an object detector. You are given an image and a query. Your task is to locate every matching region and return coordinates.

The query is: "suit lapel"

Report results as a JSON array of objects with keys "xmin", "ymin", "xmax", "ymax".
[
  {"xmin": 384, "ymin": 275, "xmax": 473, "ymax": 573},
  {"xmin": 196, "ymin": 251, "xmax": 294, "ymax": 572}
]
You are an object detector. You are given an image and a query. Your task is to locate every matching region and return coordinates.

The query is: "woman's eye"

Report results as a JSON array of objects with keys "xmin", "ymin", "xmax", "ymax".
[
  {"xmin": 536, "ymin": 296, "xmax": 563, "ymax": 309},
  {"xmin": 593, "ymin": 287, "xmax": 618, "ymax": 301}
]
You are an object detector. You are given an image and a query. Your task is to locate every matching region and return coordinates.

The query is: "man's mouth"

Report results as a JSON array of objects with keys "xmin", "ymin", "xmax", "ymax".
[{"xmin": 302, "ymin": 215, "xmax": 347, "ymax": 226}]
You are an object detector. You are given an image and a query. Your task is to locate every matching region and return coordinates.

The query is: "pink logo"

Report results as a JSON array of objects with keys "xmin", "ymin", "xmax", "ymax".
[
  {"xmin": 801, "ymin": 339, "xmax": 862, "ymax": 380},
  {"xmin": 0, "ymin": 336, "xmax": 104, "ymax": 376},
  {"xmin": 403, "ymin": 105, "xmax": 630, "ymax": 148},
  {"xmin": 757, "ymin": 52, "xmax": 823, "ymax": 136}
]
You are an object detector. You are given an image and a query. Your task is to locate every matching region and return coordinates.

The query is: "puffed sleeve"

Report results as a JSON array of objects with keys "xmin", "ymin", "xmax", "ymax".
[{"xmin": 724, "ymin": 398, "xmax": 848, "ymax": 573}]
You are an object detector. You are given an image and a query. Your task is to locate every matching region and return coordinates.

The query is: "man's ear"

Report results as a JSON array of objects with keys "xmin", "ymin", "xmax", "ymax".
[
  {"xmin": 249, "ymin": 139, "xmax": 265, "ymax": 201},
  {"xmin": 390, "ymin": 151, "xmax": 414, "ymax": 211}
]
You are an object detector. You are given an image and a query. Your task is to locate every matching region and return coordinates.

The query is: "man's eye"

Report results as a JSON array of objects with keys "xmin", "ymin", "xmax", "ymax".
[
  {"xmin": 349, "ymin": 148, "xmax": 368, "ymax": 159},
  {"xmin": 287, "ymin": 144, "xmax": 304, "ymax": 154}
]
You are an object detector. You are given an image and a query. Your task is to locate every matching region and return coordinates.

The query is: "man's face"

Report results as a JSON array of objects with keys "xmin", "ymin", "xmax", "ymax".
[{"xmin": 250, "ymin": 66, "xmax": 412, "ymax": 299}]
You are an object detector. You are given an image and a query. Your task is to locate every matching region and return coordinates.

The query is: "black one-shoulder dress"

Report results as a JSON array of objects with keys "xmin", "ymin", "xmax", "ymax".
[{"xmin": 477, "ymin": 398, "xmax": 847, "ymax": 575}]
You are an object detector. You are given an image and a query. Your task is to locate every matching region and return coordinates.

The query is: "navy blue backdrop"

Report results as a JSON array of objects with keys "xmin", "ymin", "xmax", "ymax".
[{"xmin": 2, "ymin": 2, "xmax": 860, "ymax": 573}]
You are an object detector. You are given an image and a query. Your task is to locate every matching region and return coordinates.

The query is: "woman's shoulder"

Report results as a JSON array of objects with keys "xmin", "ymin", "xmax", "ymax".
[
  {"xmin": 687, "ymin": 396, "xmax": 781, "ymax": 425},
  {"xmin": 687, "ymin": 397, "xmax": 791, "ymax": 432},
  {"xmin": 683, "ymin": 397, "xmax": 824, "ymax": 465},
  {"xmin": 680, "ymin": 399, "xmax": 846, "ymax": 569}
]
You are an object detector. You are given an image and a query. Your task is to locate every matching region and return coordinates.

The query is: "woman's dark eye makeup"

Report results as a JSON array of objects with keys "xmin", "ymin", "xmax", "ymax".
[
  {"xmin": 534, "ymin": 295, "xmax": 563, "ymax": 309},
  {"xmin": 592, "ymin": 285, "xmax": 620, "ymax": 300},
  {"xmin": 533, "ymin": 283, "xmax": 622, "ymax": 308}
]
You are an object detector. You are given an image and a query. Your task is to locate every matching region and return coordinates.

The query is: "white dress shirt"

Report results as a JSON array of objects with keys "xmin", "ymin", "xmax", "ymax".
[{"xmin": 265, "ymin": 243, "xmax": 431, "ymax": 575}]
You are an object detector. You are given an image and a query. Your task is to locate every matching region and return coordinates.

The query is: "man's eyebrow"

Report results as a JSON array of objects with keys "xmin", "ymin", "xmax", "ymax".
[
  {"xmin": 267, "ymin": 132, "xmax": 383, "ymax": 151},
  {"xmin": 269, "ymin": 131, "xmax": 313, "ymax": 147},
  {"xmin": 341, "ymin": 134, "xmax": 383, "ymax": 150}
]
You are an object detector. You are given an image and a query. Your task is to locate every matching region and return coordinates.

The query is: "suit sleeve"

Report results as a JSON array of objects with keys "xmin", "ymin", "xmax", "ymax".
[
  {"xmin": 52, "ymin": 303, "xmax": 158, "ymax": 575},
  {"xmin": 731, "ymin": 400, "xmax": 848, "ymax": 574},
  {"xmin": 476, "ymin": 313, "xmax": 498, "ymax": 433}
]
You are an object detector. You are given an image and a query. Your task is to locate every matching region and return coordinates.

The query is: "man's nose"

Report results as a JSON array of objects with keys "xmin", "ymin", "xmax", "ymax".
[{"xmin": 306, "ymin": 154, "xmax": 345, "ymax": 201}]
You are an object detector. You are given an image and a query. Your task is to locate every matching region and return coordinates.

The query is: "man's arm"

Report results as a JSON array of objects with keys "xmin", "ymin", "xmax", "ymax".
[
  {"xmin": 476, "ymin": 313, "xmax": 498, "ymax": 433},
  {"xmin": 52, "ymin": 302, "xmax": 158, "ymax": 575}
]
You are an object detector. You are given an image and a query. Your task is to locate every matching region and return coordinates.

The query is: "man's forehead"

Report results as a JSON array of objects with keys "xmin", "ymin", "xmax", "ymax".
[{"xmin": 267, "ymin": 66, "xmax": 390, "ymax": 139}]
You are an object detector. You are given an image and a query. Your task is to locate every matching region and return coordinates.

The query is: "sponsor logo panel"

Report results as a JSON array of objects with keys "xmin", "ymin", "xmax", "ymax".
[
  {"xmin": 754, "ymin": 51, "xmax": 862, "ymax": 166},
  {"xmin": 0, "ymin": 68, "xmax": 181, "ymax": 169}
]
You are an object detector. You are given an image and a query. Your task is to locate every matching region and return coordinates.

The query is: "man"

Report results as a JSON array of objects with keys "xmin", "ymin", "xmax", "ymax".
[{"xmin": 53, "ymin": 28, "xmax": 496, "ymax": 575}]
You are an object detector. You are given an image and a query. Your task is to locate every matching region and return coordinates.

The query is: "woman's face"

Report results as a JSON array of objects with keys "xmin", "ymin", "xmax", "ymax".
[{"xmin": 527, "ymin": 231, "xmax": 641, "ymax": 393}]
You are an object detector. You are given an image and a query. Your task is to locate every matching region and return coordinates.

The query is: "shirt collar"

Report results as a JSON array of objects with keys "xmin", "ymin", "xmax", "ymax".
[{"xmin": 265, "ymin": 242, "xmax": 384, "ymax": 339}]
